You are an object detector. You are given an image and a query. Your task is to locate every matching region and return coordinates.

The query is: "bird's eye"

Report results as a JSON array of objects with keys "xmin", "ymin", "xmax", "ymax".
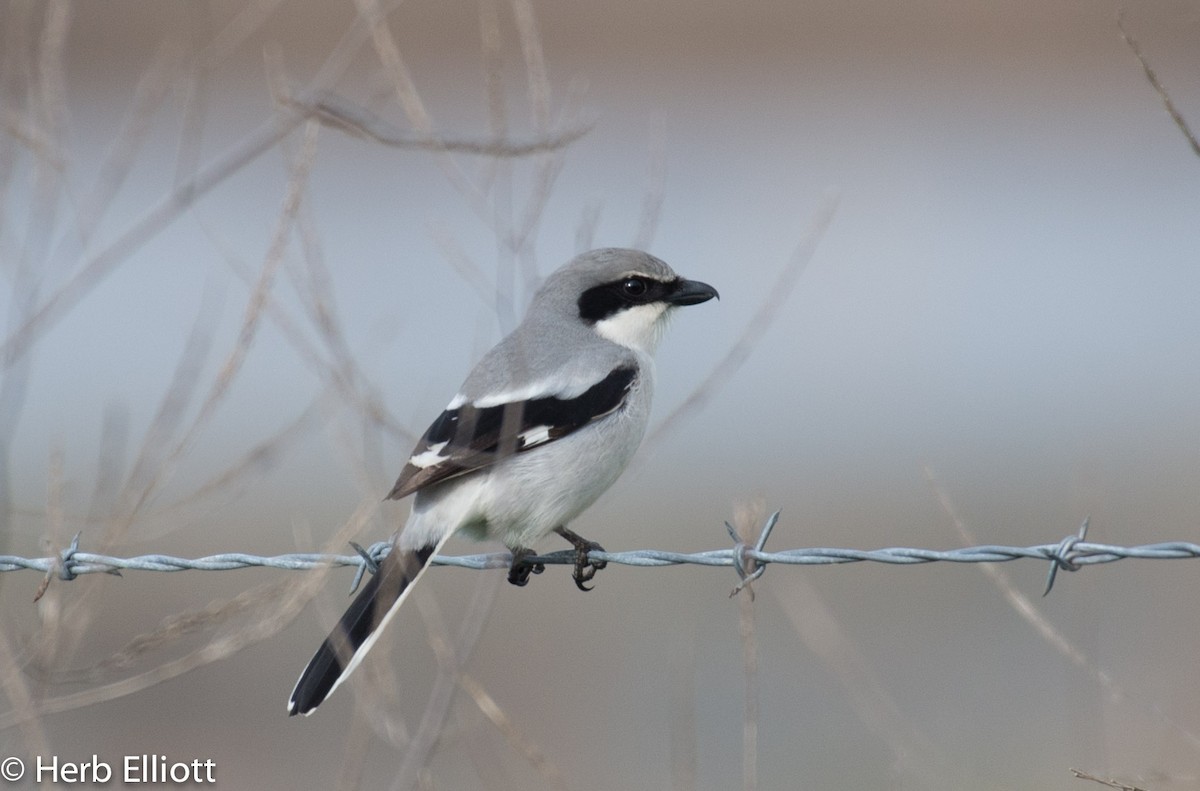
[{"xmin": 622, "ymin": 277, "xmax": 648, "ymax": 297}]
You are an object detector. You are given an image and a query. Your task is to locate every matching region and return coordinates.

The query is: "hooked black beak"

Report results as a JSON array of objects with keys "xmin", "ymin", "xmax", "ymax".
[{"xmin": 668, "ymin": 278, "xmax": 719, "ymax": 306}]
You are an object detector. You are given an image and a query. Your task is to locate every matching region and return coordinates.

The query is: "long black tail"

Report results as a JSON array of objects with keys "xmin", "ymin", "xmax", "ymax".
[{"xmin": 288, "ymin": 543, "xmax": 437, "ymax": 716}]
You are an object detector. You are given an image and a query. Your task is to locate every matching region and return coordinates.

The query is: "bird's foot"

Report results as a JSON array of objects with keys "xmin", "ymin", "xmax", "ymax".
[
  {"xmin": 554, "ymin": 526, "xmax": 607, "ymax": 592},
  {"xmin": 507, "ymin": 546, "xmax": 545, "ymax": 587}
]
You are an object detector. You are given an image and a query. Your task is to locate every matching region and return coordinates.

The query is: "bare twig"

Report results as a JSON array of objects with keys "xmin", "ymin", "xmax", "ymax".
[{"xmin": 1070, "ymin": 767, "xmax": 1149, "ymax": 791}]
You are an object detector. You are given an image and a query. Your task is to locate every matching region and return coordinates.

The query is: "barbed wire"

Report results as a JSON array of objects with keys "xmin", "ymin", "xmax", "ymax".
[{"xmin": 4, "ymin": 514, "xmax": 1199, "ymax": 598}]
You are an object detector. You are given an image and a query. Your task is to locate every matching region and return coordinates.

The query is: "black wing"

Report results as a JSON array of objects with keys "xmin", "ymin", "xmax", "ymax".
[{"xmin": 387, "ymin": 365, "xmax": 637, "ymax": 500}]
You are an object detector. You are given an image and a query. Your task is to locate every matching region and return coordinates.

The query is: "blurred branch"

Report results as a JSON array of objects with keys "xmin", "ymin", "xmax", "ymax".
[
  {"xmin": 645, "ymin": 195, "xmax": 838, "ymax": 449},
  {"xmin": 0, "ymin": 114, "xmax": 292, "ymax": 368},
  {"xmin": 290, "ymin": 91, "xmax": 592, "ymax": 157},
  {"xmin": 1070, "ymin": 768, "xmax": 1148, "ymax": 791},
  {"xmin": 120, "ymin": 119, "xmax": 322, "ymax": 523},
  {"xmin": 1117, "ymin": 13, "xmax": 1200, "ymax": 161},
  {"xmin": 632, "ymin": 115, "xmax": 668, "ymax": 251}
]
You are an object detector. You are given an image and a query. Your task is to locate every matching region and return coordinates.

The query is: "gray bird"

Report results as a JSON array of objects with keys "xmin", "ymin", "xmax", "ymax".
[{"xmin": 288, "ymin": 248, "xmax": 718, "ymax": 715}]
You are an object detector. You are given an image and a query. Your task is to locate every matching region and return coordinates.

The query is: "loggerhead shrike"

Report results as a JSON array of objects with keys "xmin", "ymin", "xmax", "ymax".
[{"xmin": 288, "ymin": 248, "xmax": 717, "ymax": 716}]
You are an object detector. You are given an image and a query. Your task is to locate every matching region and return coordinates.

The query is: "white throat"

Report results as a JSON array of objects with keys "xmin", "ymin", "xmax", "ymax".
[{"xmin": 593, "ymin": 303, "xmax": 670, "ymax": 355}]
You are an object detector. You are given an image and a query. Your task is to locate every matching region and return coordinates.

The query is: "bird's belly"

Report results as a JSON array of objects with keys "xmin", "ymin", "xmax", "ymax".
[{"xmin": 481, "ymin": 418, "xmax": 644, "ymax": 547}]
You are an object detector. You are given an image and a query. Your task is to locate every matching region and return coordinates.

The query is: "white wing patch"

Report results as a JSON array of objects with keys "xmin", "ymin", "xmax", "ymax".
[
  {"xmin": 472, "ymin": 377, "xmax": 596, "ymax": 408},
  {"xmin": 409, "ymin": 441, "xmax": 450, "ymax": 469},
  {"xmin": 519, "ymin": 425, "xmax": 553, "ymax": 448}
]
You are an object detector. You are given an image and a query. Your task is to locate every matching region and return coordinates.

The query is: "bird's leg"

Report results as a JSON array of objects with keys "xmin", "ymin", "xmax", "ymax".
[
  {"xmin": 507, "ymin": 546, "xmax": 545, "ymax": 587},
  {"xmin": 554, "ymin": 526, "xmax": 607, "ymax": 591}
]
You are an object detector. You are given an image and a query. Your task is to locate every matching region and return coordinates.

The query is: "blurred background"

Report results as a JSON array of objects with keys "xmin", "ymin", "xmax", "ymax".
[{"xmin": 3, "ymin": 1, "xmax": 1200, "ymax": 788}]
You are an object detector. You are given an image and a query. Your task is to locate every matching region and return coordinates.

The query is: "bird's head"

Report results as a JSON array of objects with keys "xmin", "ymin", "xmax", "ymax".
[{"xmin": 535, "ymin": 248, "xmax": 718, "ymax": 356}]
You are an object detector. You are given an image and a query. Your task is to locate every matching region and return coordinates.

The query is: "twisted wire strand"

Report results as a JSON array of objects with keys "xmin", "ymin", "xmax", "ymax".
[{"xmin": 4, "ymin": 515, "xmax": 1198, "ymax": 596}]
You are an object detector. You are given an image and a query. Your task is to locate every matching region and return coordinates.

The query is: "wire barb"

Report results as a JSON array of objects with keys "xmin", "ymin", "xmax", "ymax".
[
  {"xmin": 1043, "ymin": 517, "xmax": 1090, "ymax": 596},
  {"xmin": 347, "ymin": 541, "xmax": 391, "ymax": 594},
  {"xmin": 33, "ymin": 532, "xmax": 121, "ymax": 603},
  {"xmin": 728, "ymin": 510, "xmax": 781, "ymax": 598}
]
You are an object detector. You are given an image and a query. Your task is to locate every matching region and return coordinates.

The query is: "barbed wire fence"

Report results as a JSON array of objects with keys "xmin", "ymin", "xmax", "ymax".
[{"xmin": 7, "ymin": 512, "xmax": 1200, "ymax": 600}]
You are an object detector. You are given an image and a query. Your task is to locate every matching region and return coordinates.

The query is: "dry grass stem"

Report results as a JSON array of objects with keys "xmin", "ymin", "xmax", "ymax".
[
  {"xmin": 457, "ymin": 672, "xmax": 570, "ymax": 791},
  {"xmin": 768, "ymin": 565, "xmax": 952, "ymax": 785},
  {"xmin": 103, "ymin": 118, "xmax": 321, "ymax": 543},
  {"xmin": 731, "ymin": 502, "xmax": 764, "ymax": 791},
  {"xmin": 478, "ymin": 0, "xmax": 508, "ymax": 195},
  {"xmin": 336, "ymin": 712, "xmax": 376, "ymax": 791},
  {"xmin": 388, "ymin": 572, "xmax": 501, "ymax": 790},
  {"xmin": 0, "ymin": 496, "xmax": 383, "ymax": 732},
  {"xmin": 110, "ymin": 284, "xmax": 222, "ymax": 537},
  {"xmin": 36, "ymin": 579, "xmax": 290, "ymax": 685},
  {"xmin": 511, "ymin": 0, "xmax": 550, "ymax": 132},
  {"xmin": 924, "ymin": 465, "xmax": 1200, "ymax": 753}
]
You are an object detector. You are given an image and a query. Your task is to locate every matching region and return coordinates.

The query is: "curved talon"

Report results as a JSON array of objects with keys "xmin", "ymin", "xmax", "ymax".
[
  {"xmin": 555, "ymin": 526, "xmax": 607, "ymax": 592},
  {"xmin": 507, "ymin": 547, "xmax": 545, "ymax": 587},
  {"xmin": 572, "ymin": 544, "xmax": 607, "ymax": 591}
]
